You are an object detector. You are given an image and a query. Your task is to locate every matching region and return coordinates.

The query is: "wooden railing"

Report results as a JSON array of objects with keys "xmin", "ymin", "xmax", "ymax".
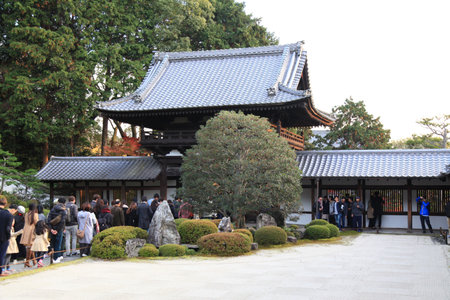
[{"xmin": 271, "ymin": 124, "xmax": 304, "ymax": 151}]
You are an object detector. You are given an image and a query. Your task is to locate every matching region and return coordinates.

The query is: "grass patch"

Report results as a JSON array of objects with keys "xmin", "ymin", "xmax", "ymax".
[{"xmin": 339, "ymin": 230, "xmax": 361, "ymax": 236}]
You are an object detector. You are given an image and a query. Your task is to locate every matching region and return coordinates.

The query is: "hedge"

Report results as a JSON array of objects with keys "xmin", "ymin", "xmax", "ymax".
[
  {"xmin": 159, "ymin": 244, "xmax": 186, "ymax": 257},
  {"xmin": 198, "ymin": 233, "xmax": 251, "ymax": 256},
  {"xmin": 91, "ymin": 226, "xmax": 148, "ymax": 259},
  {"xmin": 305, "ymin": 219, "xmax": 329, "ymax": 228},
  {"xmin": 304, "ymin": 225, "xmax": 331, "ymax": 240},
  {"xmin": 175, "ymin": 218, "xmax": 190, "ymax": 227},
  {"xmin": 233, "ymin": 229, "xmax": 253, "ymax": 243},
  {"xmin": 177, "ymin": 220, "xmax": 218, "ymax": 244},
  {"xmin": 254, "ymin": 226, "xmax": 287, "ymax": 245},
  {"xmin": 138, "ymin": 244, "xmax": 159, "ymax": 257},
  {"xmin": 326, "ymin": 224, "xmax": 340, "ymax": 237}
]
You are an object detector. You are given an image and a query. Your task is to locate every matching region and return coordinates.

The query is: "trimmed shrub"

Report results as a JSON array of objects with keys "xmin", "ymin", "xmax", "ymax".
[
  {"xmin": 254, "ymin": 226, "xmax": 287, "ymax": 245},
  {"xmin": 138, "ymin": 244, "xmax": 159, "ymax": 257},
  {"xmin": 305, "ymin": 219, "xmax": 329, "ymax": 228},
  {"xmin": 159, "ymin": 244, "xmax": 186, "ymax": 257},
  {"xmin": 178, "ymin": 220, "xmax": 218, "ymax": 244},
  {"xmin": 326, "ymin": 224, "xmax": 340, "ymax": 237},
  {"xmin": 289, "ymin": 224, "xmax": 299, "ymax": 230},
  {"xmin": 175, "ymin": 218, "xmax": 190, "ymax": 227},
  {"xmin": 233, "ymin": 229, "xmax": 253, "ymax": 243},
  {"xmin": 198, "ymin": 233, "xmax": 251, "ymax": 256},
  {"xmin": 185, "ymin": 248, "xmax": 197, "ymax": 256},
  {"xmin": 304, "ymin": 225, "xmax": 331, "ymax": 240},
  {"xmin": 248, "ymin": 227, "xmax": 256, "ymax": 239},
  {"xmin": 91, "ymin": 226, "xmax": 148, "ymax": 259}
]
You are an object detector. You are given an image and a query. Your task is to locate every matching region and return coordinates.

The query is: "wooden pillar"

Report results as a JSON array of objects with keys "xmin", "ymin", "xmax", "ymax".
[
  {"xmin": 84, "ymin": 181, "xmax": 89, "ymax": 204},
  {"xmin": 49, "ymin": 182, "xmax": 54, "ymax": 208},
  {"xmin": 311, "ymin": 179, "xmax": 316, "ymax": 220},
  {"xmin": 160, "ymin": 161, "xmax": 167, "ymax": 200},
  {"xmin": 121, "ymin": 181, "xmax": 126, "ymax": 203},
  {"xmin": 101, "ymin": 116, "xmax": 108, "ymax": 156},
  {"xmin": 407, "ymin": 178, "xmax": 412, "ymax": 231},
  {"xmin": 276, "ymin": 120, "xmax": 281, "ymax": 135},
  {"xmin": 141, "ymin": 181, "xmax": 144, "ymax": 199},
  {"xmin": 106, "ymin": 181, "xmax": 110, "ymax": 203},
  {"xmin": 358, "ymin": 179, "xmax": 366, "ymax": 228}
]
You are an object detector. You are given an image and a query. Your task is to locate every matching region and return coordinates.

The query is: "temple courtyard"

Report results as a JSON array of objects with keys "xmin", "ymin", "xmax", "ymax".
[{"xmin": 0, "ymin": 234, "xmax": 449, "ymax": 300}]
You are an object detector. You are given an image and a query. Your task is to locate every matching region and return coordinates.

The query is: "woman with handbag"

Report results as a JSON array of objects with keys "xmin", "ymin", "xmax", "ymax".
[
  {"xmin": 20, "ymin": 203, "xmax": 38, "ymax": 267},
  {"xmin": 77, "ymin": 202, "xmax": 97, "ymax": 257}
]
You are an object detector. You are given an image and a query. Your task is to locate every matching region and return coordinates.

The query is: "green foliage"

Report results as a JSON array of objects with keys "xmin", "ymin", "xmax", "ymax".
[
  {"xmin": 304, "ymin": 225, "xmax": 331, "ymax": 240},
  {"xmin": 391, "ymin": 134, "xmax": 446, "ymax": 149},
  {"xmin": 248, "ymin": 227, "xmax": 256, "ymax": 239},
  {"xmin": 313, "ymin": 98, "xmax": 391, "ymax": 150},
  {"xmin": 138, "ymin": 244, "xmax": 159, "ymax": 257},
  {"xmin": 177, "ymin": 220, "xmax": 218, "ymax": 244},
  {"xmin": 181, "ymin": 111, "xmax": 303, "ymax": 227},
  {"xmin": 289, "ymin": 224, "xmax": 299, "ymax": 230},
  {"xmin": 233, "ymin": 229, "xmax": 253, "ymax": 243},
  {"xmin": 305, "ymin": 219, "xmax": 329, "ymax": 228},
  {"xmin": 91, "ymin": 226, "xmax": 148, "ymax": 259},
  {"xmin": 158, "ymin": 244, "xmax": 186, "ymax": 257},
  {"xmin": 185, "ymin": 248, "xmax": 198, "ymax": 256},
  {"xmin": 254, "ymin": 226, "xmax": 287, "ymax": 245},
  {"xmin": 175, "ymin": 218, "xmax": 190, "ymax": 228},
  {"xmin": 0, "ymin": 148, "xmax": 21, "ymax": 194},
  {"xmin": 325, "ymin": 224, "xmax": 340, "ymax": 237},
  {"xmin": 198, "ymin": 232, "xmax": 251, "ymax": 256},
  {"xmin": 417, "ymin": 114, "xmax": 449, "ymax": 148}
]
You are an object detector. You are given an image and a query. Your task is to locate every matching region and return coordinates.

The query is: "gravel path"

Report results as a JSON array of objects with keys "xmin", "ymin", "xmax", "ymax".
[{"xmin": 0, "ymin": 234, "xmax": 449, "ymax": 300}]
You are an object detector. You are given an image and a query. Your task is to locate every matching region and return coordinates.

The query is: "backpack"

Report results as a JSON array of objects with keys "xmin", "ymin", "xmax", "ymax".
[{"xmin": 98, "ymin": 215, "xmax": 110, "ymax": 232}]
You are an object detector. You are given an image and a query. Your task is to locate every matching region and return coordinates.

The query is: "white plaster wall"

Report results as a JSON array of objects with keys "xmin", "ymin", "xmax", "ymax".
[
  {"xmin": 412, "ymin": 215, "xmax": 448, "ymax": 230},
  {"xmin": 287, "ymin": 213, "xmax": 312, "ymax": 225},
  {"xmin": 301, "ymin": 188, "xmax": 312, "ymax": 211}
]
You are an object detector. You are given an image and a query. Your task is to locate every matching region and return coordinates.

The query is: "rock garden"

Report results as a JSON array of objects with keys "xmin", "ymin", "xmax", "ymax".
[{"xmin": 91, "ymin": 201, "xmax": 342, "ymax": 260}]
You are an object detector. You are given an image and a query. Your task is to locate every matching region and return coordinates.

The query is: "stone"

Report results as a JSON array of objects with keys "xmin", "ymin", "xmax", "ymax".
[
  {"xmin": 125, "ymin": 238, "xmax": 146, "ymax": 257},
  {"xmin": 256, "ymin": 213, "xmax": 277, "ymax": 229},
  {"xmin": 148, "ymin": 200, "xmax": 181, "ymax": 247},
  {"xmin": 251, "ymin": 243, "xmax": 258, "ymax": 250},
  {"xmin": 287, "ymin": 236, "xmax": 297, "ymax": 243},
  {"xmin": 218, "ymin": 217, "xmax": 232, "ymax": 232}
]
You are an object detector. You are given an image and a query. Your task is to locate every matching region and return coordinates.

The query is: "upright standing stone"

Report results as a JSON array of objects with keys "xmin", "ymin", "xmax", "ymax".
[
  {"xmin": 256, "ymin": 213, "xmax": 277, "ymax": 229},
  {"xmin": 218, "ymin": 217, "xmax": 232, "ymax": 232},
  {"xmin": 148, "ymin": 200, "xmax": 181, "ymax": 247}
]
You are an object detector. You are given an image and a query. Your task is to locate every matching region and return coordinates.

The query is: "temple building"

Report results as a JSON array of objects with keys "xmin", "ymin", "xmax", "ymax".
[{"xmin": 37, "ymin": 42, "xmax": 450, "ymax": 230}]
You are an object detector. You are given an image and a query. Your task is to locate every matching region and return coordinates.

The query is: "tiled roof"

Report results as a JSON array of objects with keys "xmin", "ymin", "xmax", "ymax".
[
  {"xmin": 96, "ymin": 42, "xmax": 328, "ymax": 120},
  {"xmin": 297, "ymin": 149, "xmax": 450, "ymax": 178},
  {"xmin": 37, "ymin": 156, "xmax": 161, "ymax": 181}
]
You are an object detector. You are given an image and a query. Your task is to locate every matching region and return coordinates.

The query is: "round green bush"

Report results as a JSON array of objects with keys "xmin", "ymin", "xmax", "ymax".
[
  {"xmin": 254, "ymin": 226, "xmax": 287, "ymax": 245},
  {"xmin": 175, "ymin": 218, "xmax": 189, "ymax": 227},
  {"xmin": 177, "ymin": 220, "xmax": 218, "ymax": 244},
  {"xmin": 289, "ymin": 224, "xmax": 299, "ymax": 230},
  {"xmin": 159, "ymin": 244, "xmax": 186, "ymax": 257},
  {"xmin": 185, "ymin": 248, "xmax": 197, "ymax": 256},
  {"xmin": 233, "ymin": 229, "xmax": 253, "ymax": 243},
  {"xmin": 305, "ymin": 219, "xmax": 329, "ymax": 228},
  {"xmin": 198, "ymin": 233, "xmax": 251, "ymax": 256},
  {"xmin": 91, "ymin": 226, "xmax": 148, "ymax": 259},
  {"xmin": 304, "ymin": 225, "xmax": 331, "ymax": 240},
  {"xmin": 138, "ymin": 244, "xmax": 159, "ymax": 257},
  {"xmin": 326, "ymin": 224, "xmax": 339, "ymax": 237}
]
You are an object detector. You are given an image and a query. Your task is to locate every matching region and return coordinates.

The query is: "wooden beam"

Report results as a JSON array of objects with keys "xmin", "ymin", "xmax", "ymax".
[
  {"xmin": 49, "ymin": 182, "xmax": 54, "ymax": 209},
  {"xmin": 101, "ymin": 116, "xmax": 108, "ymax": 155},
  {"xmin": 84, "ymin": 181, "xmax": 89, "ymax": 204},
  {"xmin": 311, "ymin": 179, "xmax": 315, "ymax": 220},
  {"xmin": 407, "ymin": 178, "xmax": 412, "ymax": 231},
  {"xmin": 121, "ymin": 181, "xmax": 126, "ymax": 203},
  {"xmin": 160, "ymin": 161, "xmax": 168, "ymax": 200}
]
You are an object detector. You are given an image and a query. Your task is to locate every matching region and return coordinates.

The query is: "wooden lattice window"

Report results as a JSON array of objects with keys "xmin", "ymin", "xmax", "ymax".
[
  {"xmin": 416, "ymin": 189, "xmax": 450, "ymax": 214},
  {"xmin": 369, "ymin": 189, "xmax": 404, "ymax": 213},
  {"xmin": 324, "ymin": 189, "xmax": 357, "ymax": 199}
]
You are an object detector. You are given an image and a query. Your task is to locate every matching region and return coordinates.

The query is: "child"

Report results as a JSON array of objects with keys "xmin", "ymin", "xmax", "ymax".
[
  {"xmin": 4, "ymin": 219, "xmax": 23, "ymax": 274},
  {"xmin": 30, "ymin": 220, "xmax": 50, "ymax": 267}
]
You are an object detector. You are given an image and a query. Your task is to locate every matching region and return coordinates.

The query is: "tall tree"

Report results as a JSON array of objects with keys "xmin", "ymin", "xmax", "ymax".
[
  {"xmin": 417, "ymin": 114, "xmax": 449, "ymax": 148},
  {"xmin": 0, "ymin": 0, "xmax": 94, "ymax": 167},
  {"xmin": 181, "ymin": 111, "xmax": 302, "ymax": 228},
  {"xmin": 391, "ymin": 134, "xmax": 445, "ymax": 149},
  {"xmin": 318, "ymin": 98, "xmax": 391, "ymax": 149}
]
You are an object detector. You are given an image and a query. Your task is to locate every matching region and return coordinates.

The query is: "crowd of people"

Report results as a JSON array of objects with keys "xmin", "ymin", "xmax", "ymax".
[
  {"xmin": 313, "ymin": 192, "xmax": 385, "ymax": 232},
  {"xmin": 0, "ymin": 193, "xmax": 194, "ymax": 277}
]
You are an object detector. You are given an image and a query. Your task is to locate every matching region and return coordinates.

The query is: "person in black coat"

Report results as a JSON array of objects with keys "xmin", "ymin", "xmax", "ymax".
[
  {"xmin": 370, "ymin": 192, "xmax": 384, "ymax": 229},
  {"xmin": 12, "ymin": 206, "xmax": 26, "ymax": 260},
  {"xmin": 137, "ymin": 197, "xmax": 153, "ymax": 230},
  {"xmin": 0, "ymin": 196, "xmax": 13, "ymax": 276},
  {"xmin": 125, "ymin": 201, "xmax": 139, "ymax": 227},
  {"xmin": 47, "ymin": 198, "xmax": 67, "ymax": 263}
]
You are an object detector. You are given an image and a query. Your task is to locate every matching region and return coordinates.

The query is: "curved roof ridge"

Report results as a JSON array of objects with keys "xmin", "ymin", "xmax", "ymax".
[
  {"xmin": 298, "ymin": 149, "xmax": 450, "ymax": 154},
  {"xmin": 153, "ymin": 43, "xmax": 301, "ymax": 61}
]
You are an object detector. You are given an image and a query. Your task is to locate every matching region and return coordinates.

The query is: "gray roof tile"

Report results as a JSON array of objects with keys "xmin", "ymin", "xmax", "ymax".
[
  {"xmin": 297, "ymin": 149, "xmax": 450, "ymax": 178},
  {"xmin": 97, "ymin": 42, "xmax": 323, "ymax": 114},
  {"xmin": 37, "ymin": 156, "xmax": 161, "ymax": 181}
]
